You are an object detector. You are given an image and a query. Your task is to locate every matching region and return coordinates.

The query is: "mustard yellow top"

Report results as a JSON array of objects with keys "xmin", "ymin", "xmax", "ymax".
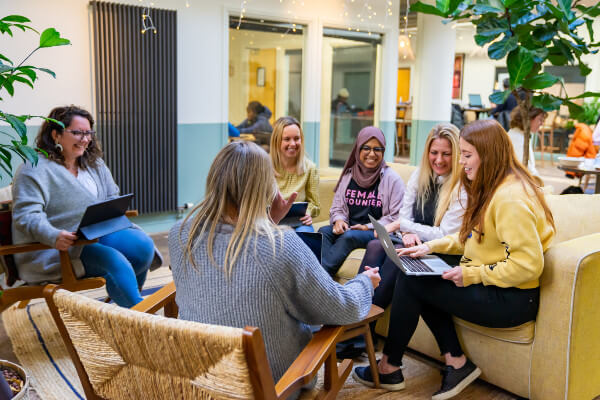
[
  {"xmin": 426, "ymin": 176, "xmax": 555, "ymax": 289},
  {"xmin": 276, "ymin": 159, "xmax": 320, "ymax": 218}
]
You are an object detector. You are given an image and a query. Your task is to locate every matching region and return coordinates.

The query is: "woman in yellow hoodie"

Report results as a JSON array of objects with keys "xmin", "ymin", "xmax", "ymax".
[{"xmin": 353, "ymin": 119, "xmax": 555, "ymax": 400}]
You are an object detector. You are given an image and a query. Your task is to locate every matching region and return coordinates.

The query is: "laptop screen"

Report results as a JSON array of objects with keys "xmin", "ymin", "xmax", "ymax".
[
  {"xmin": 468, "ymin": 94, "xmax": 482, "ymax": 107},
  {"xmin": 296, "ymin": 232, "xmax": 322, "ymax": 263}
]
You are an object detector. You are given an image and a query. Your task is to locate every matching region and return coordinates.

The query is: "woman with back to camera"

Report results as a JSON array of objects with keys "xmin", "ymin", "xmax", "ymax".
[
  {"xmin": 507, "ymin": 105, "xmax": 547, "ymax": 178},
  {"xmin": 11, "ymin": 105, "xmax": 160, "ymax": 308},
  {"xmin": 168, "ymin": 140, "xmax": 380, "ymax": 398},
  {"xmin": 270, "ymin": 116, "xmax": 320, "ymax": 232},
  {"xmin": 318, "ymin": 126, "xmax": 405, "ymax": 276},
  {"xmin": 353, "ymin": 119, "xmax": 555, "ymax": 399}
]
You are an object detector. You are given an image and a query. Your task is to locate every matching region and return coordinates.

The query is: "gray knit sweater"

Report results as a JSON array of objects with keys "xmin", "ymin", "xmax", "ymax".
[
  {"xmin": 11, "ymin": 156, "xmax": 161, "ymax": 283},
  {"xmin": 169, "ymin": 221, "xmax": 374, "ymax": 382}
]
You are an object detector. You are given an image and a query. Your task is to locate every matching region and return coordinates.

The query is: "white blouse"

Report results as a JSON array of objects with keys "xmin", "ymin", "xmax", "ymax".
[
  {"xmin": 507, "ymin": 128, "xmax": 540, "ymax": 177},
  {"xmin": 396, "ymin": 168, "xmax": 466, "ymax": 242},
  {"xmin": 77, "ymin": 167, "xmax": 98, "ymax": 198}
]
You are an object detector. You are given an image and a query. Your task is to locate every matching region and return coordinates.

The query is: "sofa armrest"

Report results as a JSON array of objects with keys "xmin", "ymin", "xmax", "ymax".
[{"xmin": 530, "ymin": 233, "xmax": 600, "ymax": 400}]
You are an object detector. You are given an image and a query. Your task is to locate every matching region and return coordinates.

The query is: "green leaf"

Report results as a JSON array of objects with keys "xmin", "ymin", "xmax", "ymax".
[
  {"xmin": 410, "ymin": 2, "xmax": 449, "ymax": 17},
  {"xmin": 16, "ymin": 66, "xmax": 37, "ymax": 81},
  {"xmin": 489, "ymin": 90, "xmax": 511, "ymax": 104},
  {"xmin": 507, "ymin": 48, "xmax": 534, "ymax": 89},
  {"xmin": 530, "ymin": 48, "xmax": 549, "ymax": 63},
  {"xmin": 546, "ymin": 3, "xmax": 564, "ymax": 19},
  {"xmin": 473, "ymin": 4, "xmax": 504, "ymax": 14},
  {"xmin": 547, "ymin": 53, "xmax": 568, "ymax": 65},
  {"xmin": 0, "ymin": 64, "xmax": 12, "ymax": 73},
  {"xmin": 531, "ymin": 94, "xmax": 563, "ymax": 111},
  {"xmin": 514, "ymin": 12, "xmax": 538, "ymax": 26},
  {"xmin": 567, "ymin": 91, "xmax": 600, "ymax": 100},
  {"xmin": 476, "ymin": 18, "xmax": 509, "ymax": 37},
  {"xmin": 522, "ymin": 73, "xmax": 560, "ymax": 90},
  {"xmin": 488, "ymin": 35, "xmax": 518, "ymax": 59},
  {"xmin": 503, "ymin": 0, "xmax": 519, "ymax": 6},
  {"xmin": 0, "ymin": 53, "xmax": 12, "ymax": 65},
  {"xmin": 576, "ymin": 3, "xmax": 600, "ymax": 17},
  {"xmin": 12, "ymin": 75, "xmax": 34, "ymax": 89},
  {"xmin": 39, "ymin": 28, "xmax": 70, "ymax": 48},
  {"xmin": 568, "ymin": 18, "xmax": 584, "ymax": 30},
  {"xmin": 552, "ymin": 39, "xmax": 574, "ymax": 63},
  {"xmin": 1, "ymin": 15, "xmax": 31, "ymax": 23},
  {"xmin": 556, "ymin": 0, "xmax": 573, "ymax": 19},
  {"xmin": 536, "ymin": 3, "xmax": 549, "ymax": 17},
  {"xmin": 578, "ymin": 62, "xmax": 592, "ymax": 76},
  {"xmin": 2, "ymin": 113, "xmax": 27, "ymax": 138},
  {"xmin": 436, "ymin": 0, "xmax": 450, "ymax": 13},
  {"xmin": 0, "ymin": 22, "xmax": 13, "ymax": 37},
  {"xmin": 565, "ymin": 101, "xmax": 584, "ymax": 120},
  {"xmin": 3, "ymin": 79, "xmax": 14, "ymax": 96},
  {"xmin": 14, "ymin": 144, "xmax": 38, "ymax": 165},
  {"xmin": 474, "ymin": 34, "xmax": 498, "ymax": 46},
  {"xmin": 32, "ymin": 67, "xmax": 56, "ymax": 78}
]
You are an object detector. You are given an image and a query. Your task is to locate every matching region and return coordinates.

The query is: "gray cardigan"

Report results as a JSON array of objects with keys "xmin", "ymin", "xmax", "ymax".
[
  {"xmin": 169, "ymin": 221, "xmax": 373, "ymax": 382},
  {"xmin": 11, "ymin": 157, "xmax": 161, "ymax": 284}
]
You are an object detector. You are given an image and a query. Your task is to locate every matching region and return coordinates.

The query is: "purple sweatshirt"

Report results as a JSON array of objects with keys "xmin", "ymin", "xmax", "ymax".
[{"xmin": 329, "ymin": 166, "xmax": 405, "ymax": 229}]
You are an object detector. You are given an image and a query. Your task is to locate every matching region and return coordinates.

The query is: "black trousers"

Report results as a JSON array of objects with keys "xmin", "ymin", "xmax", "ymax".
[
  {"xmin": 383, "ymin": 272, "xmax": 540, "ymax": 366},
  {"xmin": 358, "ymin": 239, "xmax": 462, "ymax": 310}
]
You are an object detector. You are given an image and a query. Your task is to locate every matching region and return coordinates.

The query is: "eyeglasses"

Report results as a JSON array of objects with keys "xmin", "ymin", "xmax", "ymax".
[
  {"xmin": 360, "ymin": 145, "xmax": 385, "ymax": 154},
  {"xmin": 65, "ymin": 129, "xmax": 96, "ymax": 139}
]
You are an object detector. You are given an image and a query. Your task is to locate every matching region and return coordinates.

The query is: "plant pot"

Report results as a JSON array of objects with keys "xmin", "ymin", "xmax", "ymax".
[{"xmin": 0, "ymin": 360, "xmax": 29, "ymax": 399}]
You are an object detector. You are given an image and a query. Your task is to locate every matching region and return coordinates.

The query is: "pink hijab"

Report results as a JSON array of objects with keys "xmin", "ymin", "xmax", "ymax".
[{"xmin": 334, "ymin": 126, "xmax": 387, "ymax": 192}]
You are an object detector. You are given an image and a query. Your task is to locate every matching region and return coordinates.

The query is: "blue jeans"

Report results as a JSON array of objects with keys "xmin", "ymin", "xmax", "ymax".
[
  {"xmin": 317, "ymin": 225, "xmax": 375, "ymax": 275},
  {"xmin": 295, "ymin": 224, "xmax": 314, "ymax": 232},
  {"xmin": 80, "ymin": 228, "xmax": 154, "ymax": 308}
]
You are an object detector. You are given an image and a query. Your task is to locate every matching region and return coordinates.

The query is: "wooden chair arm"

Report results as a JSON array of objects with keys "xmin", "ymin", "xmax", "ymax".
[
  {"xmin": 125, "ymin": 210, "xmax": 138, "ymax": 217},
  {"xmin": 275, "ymin": 325, "xmax": 344, "ymax": 398},
  {"xmin": 0, "ymin": 239, "xmax": 96, "ymax": 256},
  {"xmin": 334, "ymin": 305, "xmax": 384, "ymax": 330},
  {"xmin": 131, "ymin": 281, "xmax": 177, "ymax": 316}
]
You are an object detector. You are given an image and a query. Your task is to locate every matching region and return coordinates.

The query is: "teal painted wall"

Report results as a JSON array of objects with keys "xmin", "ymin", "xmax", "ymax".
[
  {"xmin": 379, "ymin": 120, "xmax": 397, "ymax": 163},
  {"xmin": 409, "ymin": 119, "xmax": 446, "ymax": 166},
  {"xmin": 302, "ymin": 121, "xmax": 320, "ymax": 167}
]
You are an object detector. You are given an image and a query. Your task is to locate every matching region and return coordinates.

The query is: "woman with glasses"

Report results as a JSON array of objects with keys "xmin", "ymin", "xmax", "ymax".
[
  {"xmin": 318, "ymin": 126, "xmax": 405, "ymax": 276},
  {"xmin": 11, "ymin": 105, "xmax": 161, "ymax": 308},
  {"xmin": 270, "ymin": 116, "xmax": 320, "ymax": 232}
]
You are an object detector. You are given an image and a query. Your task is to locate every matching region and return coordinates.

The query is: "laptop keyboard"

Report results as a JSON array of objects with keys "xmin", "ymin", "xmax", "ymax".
[{"xmin": 400, "ymin": 256, "xmax": 435, "ymax": 273}]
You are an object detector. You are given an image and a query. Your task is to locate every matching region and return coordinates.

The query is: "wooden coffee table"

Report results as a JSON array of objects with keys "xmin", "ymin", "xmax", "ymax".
[{"xmin": 558, "ymin": 165, "xmax": 600, "ymax": 194}]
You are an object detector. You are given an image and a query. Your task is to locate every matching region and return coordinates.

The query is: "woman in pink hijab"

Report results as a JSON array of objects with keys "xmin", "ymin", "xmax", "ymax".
[{"xmin": 318, "ymin": 126, "xmax": 405, "ymax": 276}]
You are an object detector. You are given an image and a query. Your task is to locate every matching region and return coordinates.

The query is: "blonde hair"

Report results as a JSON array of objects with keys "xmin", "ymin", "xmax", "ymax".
[
  {"xmin": 416, "ymin": 123, "xmax": 462, "ymax": 226},
  {"xmin": 181, "ymin": 141, "xmax": 281, "ymax": 276},
  {"xmin": 270, "ymin": 116, "xmax": 307, "ymax": 176}
]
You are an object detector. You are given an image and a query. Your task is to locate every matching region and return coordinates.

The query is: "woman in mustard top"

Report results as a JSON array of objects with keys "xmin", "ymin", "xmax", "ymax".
[
  {"xmin": 353, "ymin": 119, "xmax": 556, "ymax": 400},
  {"xmin": 270, "ymin": 116, "xmax": 320, "ymax": 232}
]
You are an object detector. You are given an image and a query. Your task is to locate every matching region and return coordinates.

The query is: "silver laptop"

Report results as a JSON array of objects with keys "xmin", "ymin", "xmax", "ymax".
[{"xmin": 369, "ymin": 215, "xmax": 453, "ymax": 276}]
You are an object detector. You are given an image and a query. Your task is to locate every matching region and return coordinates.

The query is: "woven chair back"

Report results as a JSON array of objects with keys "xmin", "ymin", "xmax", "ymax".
[{"xmin": 52, "ymin": 289, "xmax": 255, "ymax": 399}]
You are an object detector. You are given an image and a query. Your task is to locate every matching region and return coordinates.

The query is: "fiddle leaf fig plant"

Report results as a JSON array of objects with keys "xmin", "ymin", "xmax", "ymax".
[
  {"xmin": 411, "ymin": 0, "xmax": 600, "ymax": 166},
  {"xmin": 0, "ymin": 15, "xmax": 70, "ymax": 179}
]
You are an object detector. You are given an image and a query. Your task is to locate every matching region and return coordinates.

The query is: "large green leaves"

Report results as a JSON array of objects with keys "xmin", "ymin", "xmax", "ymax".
[
  {"xmin": 39, "ymin": 28, "xmax": 70, "ymax": 48},
  {"xmin": 1, "ymin": 113, "xmax": 27, "ymax": 139},
  {"xmin": 522, "ymin": 72, "xmax": 560, "ymax": 90},
  {"xmin": 488, "ymin": 35, "xmax": 518, "ymax": 59},
  {"xmin": 531, "ymin": 94, "xmax": 563, "ymax": 111},
  {"xmin": 556, "ymin": 0, "xmax": 573, "ymax": 20},
  {"xmin": 410, "ymin": 2, "xmax": 449, "ymax": 17},
  {"xmin": 489, "ymin": 90, "xmax": 511, "ymax": 104},
  {"xmin": 507, "ymin": 48, "xmax": 534, "ymax": 89}
]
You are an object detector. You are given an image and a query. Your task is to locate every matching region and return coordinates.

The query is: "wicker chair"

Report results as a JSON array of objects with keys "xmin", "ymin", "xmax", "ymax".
[{"xmin": 44, "ymin": 282, "xmax": 380, "ymax": 399}]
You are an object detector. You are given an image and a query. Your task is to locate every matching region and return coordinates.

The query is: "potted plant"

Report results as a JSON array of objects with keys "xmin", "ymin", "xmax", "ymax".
[
  {"xmin": 0, "ymin": 14, "xmax": 70, "ymax": 180},
  {"xmin": 0, "ymin": 13, "xmax": 70, "ymax": 399},
  {"xmin": 410, "ymin": 0, "xmax": 600, "ymax": 166}
]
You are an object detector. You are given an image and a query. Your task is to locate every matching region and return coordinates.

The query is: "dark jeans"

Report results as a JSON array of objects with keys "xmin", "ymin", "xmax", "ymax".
[
  {"xmin": 318, "ymin": 225, "xmax": 375, "ymax": 275},
  {"xmin": 383, "ymin": 272, "xmax": 540, "ymax": 366},
  {"xmin": 359, "ymin": 239, "xmax": 464, "ymax": 310}
]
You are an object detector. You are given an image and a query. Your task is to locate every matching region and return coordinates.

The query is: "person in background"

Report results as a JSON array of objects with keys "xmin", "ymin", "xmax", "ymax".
[
  {"xmin": 565, "ymin": 121, "xmax": 598, "ymax": 183},
  {"xmin": 507, "ymin": 106, "xmax": 546, "ymax": 178},
  {"xmin": 592, "ymin": 117, "xmax": 600, "ymax": 148},
  {"xmin": 318, "ymin": 126, "xmax": 405, "ymax": 276},
  {"xmin": 169, "ymin": 141, "xmax": 380, "ymax": 398},
  {"xmin": 490, "ymin": 78, "xmax": 518, "ymax": 116},
  {"xmin": 270, "ymin": 116, "xmax": 320, "ymax": 232},
  {"xmin": 331, "ymin": 88, "xmax": 351, "ymax": 114},
  {"xmin": 236, "ymin": 100, "xmax": 273, "ymax": 134},
  {"xmin": 353, "ymin": 119, "xmax": 555, "ymax": 399},
  {"xmin": 11, "ymin": 106, "xmax": 161, "ymax": 308}
]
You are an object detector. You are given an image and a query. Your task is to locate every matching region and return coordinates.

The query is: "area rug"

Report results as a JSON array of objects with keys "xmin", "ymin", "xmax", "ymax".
[{"xmin": 2, "ymin": 264, "xmax": 515, "ymax": 399}]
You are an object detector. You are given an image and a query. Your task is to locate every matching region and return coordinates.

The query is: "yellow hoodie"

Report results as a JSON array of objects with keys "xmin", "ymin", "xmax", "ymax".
[{"xmin": 426, "ymin": 176, "xmax": 555, "ymax": 289}]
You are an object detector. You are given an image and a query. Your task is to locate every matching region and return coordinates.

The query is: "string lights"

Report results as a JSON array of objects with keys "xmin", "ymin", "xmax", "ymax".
[
  {"xmin": 141, "ymin": 7, "xmax": 157, "ymax": 34},
  {"xmin": 339, "ymin": 0, "xmax": 394, "ymax": 35}
]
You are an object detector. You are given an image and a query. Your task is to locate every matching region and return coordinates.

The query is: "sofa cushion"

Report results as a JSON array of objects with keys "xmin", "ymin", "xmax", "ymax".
[
  {"xmin": 453, "ymin": 318, "xmax": 535, "ymax": 344},
  {"xmin": 546, "ymin": 194, "xmax": 600, "ymax": 243}
]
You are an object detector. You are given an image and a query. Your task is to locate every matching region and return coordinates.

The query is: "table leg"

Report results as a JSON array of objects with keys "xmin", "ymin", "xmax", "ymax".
[{"xmin": 595, "ymin": 175, "xmax": 600, "ymax": 194}]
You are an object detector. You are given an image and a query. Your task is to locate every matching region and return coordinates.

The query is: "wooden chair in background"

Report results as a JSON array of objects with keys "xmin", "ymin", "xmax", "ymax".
[
  {"xmin": 44, "ymin": 282, "xmax": 384, "ymax": 400},
  {"xmin": 536, "ymin": 110, "xmax": 559, "ymax": 166}
]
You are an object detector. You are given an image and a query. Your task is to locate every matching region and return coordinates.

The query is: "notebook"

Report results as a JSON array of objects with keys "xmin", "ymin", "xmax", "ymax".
[
  {"xmin": 296, "ymin": 231, "xmax": 323, "ymax": 263},
  {"xmin": 278, "ymin": 202, "xmax": 308, "ymax": 228}
]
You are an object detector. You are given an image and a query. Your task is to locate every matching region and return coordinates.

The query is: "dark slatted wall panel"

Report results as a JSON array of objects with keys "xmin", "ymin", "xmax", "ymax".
[{"xmin": 91, "ymin": 1, "xmax": 177, "ymax": 214}]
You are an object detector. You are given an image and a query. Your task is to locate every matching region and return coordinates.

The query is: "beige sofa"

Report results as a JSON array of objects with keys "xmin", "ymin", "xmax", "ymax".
[{"xmin": 315, "ymin": 163, "xmax": 600, "ymax": 400}]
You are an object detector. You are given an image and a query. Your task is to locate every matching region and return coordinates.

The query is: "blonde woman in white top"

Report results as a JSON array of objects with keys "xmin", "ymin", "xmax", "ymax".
[{"xmin": 357, "ymin": 123, "xmax": 465, "ymax": 314}]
